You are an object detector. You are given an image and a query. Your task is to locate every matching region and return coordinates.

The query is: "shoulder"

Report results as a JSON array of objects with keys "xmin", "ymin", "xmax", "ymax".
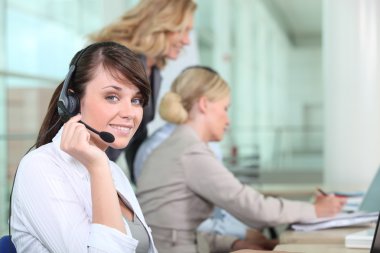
[
  {"xmin": 13, "ymin": 143, "xmax": 78, "ymax": 203},
  {"xmin": 18, "ymin": 143, "xmax": 60, "ymax": 174},
  {"xmin": 16, "ymin": 142, "xmax": 81, "ymax": 189}
]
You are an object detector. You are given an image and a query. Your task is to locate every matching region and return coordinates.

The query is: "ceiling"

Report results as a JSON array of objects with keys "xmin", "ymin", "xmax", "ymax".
[
  {"xmin": 196, "ymin": 0, "xmax": 323, "ymax": 48},
  {"xmin": 264, "ymin": 0, "xmax": 322, "ymax": 46}
]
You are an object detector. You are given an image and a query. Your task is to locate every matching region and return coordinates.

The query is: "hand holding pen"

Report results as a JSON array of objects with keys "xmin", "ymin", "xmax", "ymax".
[{"xmin": 314, "ymin": 187, "xmax": 347, "ymax": 217}]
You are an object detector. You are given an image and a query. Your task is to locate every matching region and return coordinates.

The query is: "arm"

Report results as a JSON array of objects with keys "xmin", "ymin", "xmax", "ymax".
[
  {"xmin": 12, "ymin": 115, "xmax": 138, "ymax": 252},
  {"xmin": 184, "ymin": 145, "xmax": 316, "ymax": 227},
  {"xmin": 12, "ymin": 154, "xmax": 137, "ymax": 252},
  {"xmin": 61, "ymin": 114, "xmax": 125, "ymax": 234}
]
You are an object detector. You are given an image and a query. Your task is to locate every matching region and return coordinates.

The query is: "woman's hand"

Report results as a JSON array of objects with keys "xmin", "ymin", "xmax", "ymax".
[
  {"xmin": 314, "ymin": 192, "xmax": 347, "ymax": 217},
  {"xmin": 231, "ymin": 229, "xmax": 278, "ymax": 251},
  {"xmin": 60, "ymin": 114, "xmax": 108, "ymax": 172}
]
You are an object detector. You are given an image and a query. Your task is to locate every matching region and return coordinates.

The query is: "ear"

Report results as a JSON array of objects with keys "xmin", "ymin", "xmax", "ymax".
[{"xmin": 198, "ymin": 96, "xmax": 209, "ymax": 114}]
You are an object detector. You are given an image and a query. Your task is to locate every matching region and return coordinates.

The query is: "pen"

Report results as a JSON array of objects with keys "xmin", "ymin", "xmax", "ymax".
[
  {"xmin": 317, "ymin": 188, "xmax": 328, "ymax": 196},
  {"xmin": 317, "ymin": 188, "xmax": 347, "ymax": 198}
]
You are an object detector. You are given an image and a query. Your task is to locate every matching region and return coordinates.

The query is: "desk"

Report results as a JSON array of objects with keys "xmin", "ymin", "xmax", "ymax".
[
  {"xmin": 275, "ymin": 243, "xmax": 369, "ymax": 253},
  {"xmin": 275, "ymin": 225, "xmax": 373, "ymax": 253}
]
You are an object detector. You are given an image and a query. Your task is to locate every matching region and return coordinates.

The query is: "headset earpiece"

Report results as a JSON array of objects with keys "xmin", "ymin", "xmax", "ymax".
[
  {"xmin": 67, "ymin": 90, "xmax": 80, "ymax": 115},
  {"xmin": 58, "ymin": 46, "xmax": 89, "ymax": 122},
  {"xmin": 57, "ymin": 64, "xmax": 79, "ymax": 122}
]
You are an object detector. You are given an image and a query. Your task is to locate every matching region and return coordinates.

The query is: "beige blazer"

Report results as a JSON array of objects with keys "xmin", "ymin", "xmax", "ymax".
[{"xmin": 136, "ymin": 125, "xmax": 316, "ymax": 250}]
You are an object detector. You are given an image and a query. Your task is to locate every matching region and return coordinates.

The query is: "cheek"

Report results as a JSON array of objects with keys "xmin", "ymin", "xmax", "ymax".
[
  {"xmin": 169, "ymin": 34, "xmax": 181, "ymax": 46},
  {"xmin": 135, "ymin": 107, "xmax": 144, "ymax": 123}
]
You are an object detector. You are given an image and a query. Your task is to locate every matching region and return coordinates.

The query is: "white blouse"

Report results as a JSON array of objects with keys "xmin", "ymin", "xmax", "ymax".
[{"xmin": 10, "ymin": 128, "xmax": 157, "ymax": 253}]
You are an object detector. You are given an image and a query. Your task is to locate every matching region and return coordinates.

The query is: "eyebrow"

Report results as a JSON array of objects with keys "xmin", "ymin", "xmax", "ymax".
[
  {"xmin": 102, "ymin": 85, "xmax": 122, "ymax": 91},
  {"xmin": 102, "ymin": 85, "xmax": 142, "ymax": 95}
]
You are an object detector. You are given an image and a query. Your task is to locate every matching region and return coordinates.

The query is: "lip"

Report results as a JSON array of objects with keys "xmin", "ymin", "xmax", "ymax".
[{"xmin": 109, "ymin": 124, "xmax": 134, "ymax": 136}]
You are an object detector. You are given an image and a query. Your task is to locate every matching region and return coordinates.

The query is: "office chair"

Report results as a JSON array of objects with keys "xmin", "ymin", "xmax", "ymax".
[{"xmin": 0, "ymin": 235, "xmax": 16, "ymax": 253}]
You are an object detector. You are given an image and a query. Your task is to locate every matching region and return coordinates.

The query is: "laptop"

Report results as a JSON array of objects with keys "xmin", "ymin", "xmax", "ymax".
[
  {"xmin": 342, "ymin": 167, "xmax": 380, "ymax": 213},
  {"xmin": 345, "ymin": 211, "xmax": 380, "ymax": 251},
  {"xmin": 345, "ymin": 167, "xmax": 380, "ymax": 250},
  {"xmin": 358, "ymin": 167, "xmax": 380, "ymax": 212}
]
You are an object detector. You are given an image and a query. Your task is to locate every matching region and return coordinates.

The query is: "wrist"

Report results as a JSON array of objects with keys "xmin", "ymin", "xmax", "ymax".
[
  {"xmin": 231, "ymin": 239, "xmax": 243, "ymax": 250},
  {"xmin": 86, "ymin": 158, "xmax": 109, "ymax": 176}
]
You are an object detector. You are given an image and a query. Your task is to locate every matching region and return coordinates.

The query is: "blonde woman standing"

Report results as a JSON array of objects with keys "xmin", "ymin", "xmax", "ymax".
[
  {"xmin": 136, "ymin": 66, "xmax": 346, "ymax": 253},
  {"xmin": 90, "ymin": 0, "xmax": 196, "ymax": 183}
]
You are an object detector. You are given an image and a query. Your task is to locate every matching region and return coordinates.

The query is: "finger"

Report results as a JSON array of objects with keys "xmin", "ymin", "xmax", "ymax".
[
  {"xmin": 62, "ymin": 116, "xmax": 86, "ymax": 149},
  {"xmin": 66, "ymin": 113, "xmax": 82, "ymax": 123},
  {"xmin": 62, "ymin": 114, "xmax": 81, "ymax": 138}
]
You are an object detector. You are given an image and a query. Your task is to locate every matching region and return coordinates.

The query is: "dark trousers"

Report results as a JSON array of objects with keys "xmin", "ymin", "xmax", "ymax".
[{"xmin": 106, "ymin": 126, "xmax": 148, "ymax": 184}]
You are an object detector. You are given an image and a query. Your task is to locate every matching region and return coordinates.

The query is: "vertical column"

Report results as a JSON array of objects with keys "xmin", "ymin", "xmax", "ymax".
[
  {"xmin": 323, "ymin": 0, "xmax": 380, "ymax": 188},
  {"xmin": 0, "ymin": 0, "xmax": 8, "ymax": 234},
  {"xmin": 232, "ymin": 0, "xmax": 255, "ymax": 156},
  {"xmin": 212, "ymin": 0, "xmax": 232, "ymax": 83},
  {"xmin": 211, "ymin": 0, "xmax": 232, "ymax": 153}
]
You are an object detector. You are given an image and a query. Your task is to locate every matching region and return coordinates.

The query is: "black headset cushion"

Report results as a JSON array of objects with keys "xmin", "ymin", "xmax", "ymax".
[{"xmin": 67, "ymin": 92, "xmax": 80, "ymax": 116}]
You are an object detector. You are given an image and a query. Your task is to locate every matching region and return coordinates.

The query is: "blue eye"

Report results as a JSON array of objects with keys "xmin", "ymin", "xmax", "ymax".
[
  {"xmin": 132, "ymin": 97, "xmax": 143, "ymax": 106},
  {"xmin": 106, "ymin": 95, "xmax": 119, "ymax": 102}
]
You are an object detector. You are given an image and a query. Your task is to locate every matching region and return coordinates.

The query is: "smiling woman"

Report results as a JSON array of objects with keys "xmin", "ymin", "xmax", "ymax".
[
  {"xmin": 79, "ymin": 66, "xmax": 144, "ymax": 150},
  {"xmin": 10, "ymin": 42, "xmax": 159, "ymax": 253}
]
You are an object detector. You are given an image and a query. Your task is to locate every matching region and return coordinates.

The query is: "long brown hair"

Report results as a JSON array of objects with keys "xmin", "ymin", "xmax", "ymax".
[{"xmin": 36, "ymin": 41, "xmax": 150, "ymax": 148}]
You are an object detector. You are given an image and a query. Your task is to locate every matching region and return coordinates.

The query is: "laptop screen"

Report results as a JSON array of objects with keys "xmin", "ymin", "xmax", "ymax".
[
  {"xmin": 360, "ymin": 167, "xmax": 380, "ymax": 212},
  {"xmin": 371, "ymin": 212, "xmax": 380, "ymax": 253}
]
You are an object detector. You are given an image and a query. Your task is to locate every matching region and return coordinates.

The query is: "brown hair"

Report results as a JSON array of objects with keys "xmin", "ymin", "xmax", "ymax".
[{"xmin": 36, "ymin": 41, "xmax": 150, "ymax": 147}]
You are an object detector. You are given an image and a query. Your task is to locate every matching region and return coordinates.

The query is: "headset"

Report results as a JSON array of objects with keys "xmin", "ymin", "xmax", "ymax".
[{"xmin": 57, "ymin": 45, "xmax": 115, "ymax": 143}]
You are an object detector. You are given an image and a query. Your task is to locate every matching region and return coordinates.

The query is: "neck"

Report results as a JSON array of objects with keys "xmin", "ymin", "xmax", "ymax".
[{"xmin": 184, "ymin": 120, "xmax": 209, "ymax": 143}]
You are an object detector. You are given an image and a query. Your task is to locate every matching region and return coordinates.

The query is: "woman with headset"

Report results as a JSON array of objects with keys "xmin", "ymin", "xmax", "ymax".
[
  {"xmin": 136, "ymin": 66, "xmax": 347, "ymax": 253},
  {"xmin": 10, "ymin": 42, "xmax": 157, "ymax": 253},
  {"xmin": 90, "ymin": 0, "xmax": 196, "ymax": 184}
]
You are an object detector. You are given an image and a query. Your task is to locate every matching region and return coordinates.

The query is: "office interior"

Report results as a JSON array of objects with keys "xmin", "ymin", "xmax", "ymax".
[{"xmin": 1, "ymin": 0, "xmax": 379, "ymax": 236}]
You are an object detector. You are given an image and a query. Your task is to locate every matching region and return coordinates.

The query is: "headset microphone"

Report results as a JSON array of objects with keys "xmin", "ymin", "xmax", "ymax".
[
  {"xmin": 79, "ymin": 120, "xmax": 115, "ymax": 143},
  {"xmin": 57, "ymin": 45, "xmax": 115, "ymax": 143}
]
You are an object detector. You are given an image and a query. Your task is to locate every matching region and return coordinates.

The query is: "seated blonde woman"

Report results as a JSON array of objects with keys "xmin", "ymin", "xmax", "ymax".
[{"xmin": 136, "ymin": 66, "xmax": 346, "ymax": 253}]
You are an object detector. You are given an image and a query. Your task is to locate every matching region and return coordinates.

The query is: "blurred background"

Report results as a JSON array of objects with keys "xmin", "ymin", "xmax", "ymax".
[{"xmin": 1, "ymin": 0, "xmax": 380, "ymax": 235}]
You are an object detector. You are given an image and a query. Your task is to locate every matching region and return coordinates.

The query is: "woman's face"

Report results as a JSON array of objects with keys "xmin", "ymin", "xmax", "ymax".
[
  {"xmin": 80, "ymin": 65, "xmax": 144, "ymax": 151},
  {"xmin": 204, "ymin": 95, "xmax": 230, "ymax": 142},
  {"xmin": 165, "ymin": 14, "xmax": 193, "ymax": 60}
]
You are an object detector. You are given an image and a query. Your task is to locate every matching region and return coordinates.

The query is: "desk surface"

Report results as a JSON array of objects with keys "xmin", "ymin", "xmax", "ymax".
[
  {"xmin": 275, "ymin": 225, "xmax": 373, "ymax": 253},
  {"xmin": 275, "ymin": 243, "xmax": 369, "ymax": 253},
  {"xmin": 280, "ymin": 225, "xmax": 373, "ymax": 244}
]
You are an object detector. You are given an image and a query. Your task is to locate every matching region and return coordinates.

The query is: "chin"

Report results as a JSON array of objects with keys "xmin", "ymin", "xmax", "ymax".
[
  {"xmin": 109, "ymin": 139, "xmax": 132, "ymax": 150},
  {"xmin": 210, "ymin": 135, "xmax": 223, "ymax": 143},
  {"xmin": 166, "ymin": 50, "xmax": 181, "ymax": 60}
]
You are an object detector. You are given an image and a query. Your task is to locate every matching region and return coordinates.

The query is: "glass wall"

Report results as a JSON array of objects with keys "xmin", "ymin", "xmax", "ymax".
[{"xmin": 196, "ymin": 0, "xmax": 323, "ymax": 176}]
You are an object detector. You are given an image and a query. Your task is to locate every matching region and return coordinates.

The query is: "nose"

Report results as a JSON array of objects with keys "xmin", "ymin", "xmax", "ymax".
[
  {"xmin": 226, "ymin": 115, "xmax": 230, "ymax": 127},
  {"xmin": 119, "ymin": 101, "xmax": 137, "ymax": 120},
  {"xmin": 182, "ymin": 31, "xmax": 191, "ymax": 45}
]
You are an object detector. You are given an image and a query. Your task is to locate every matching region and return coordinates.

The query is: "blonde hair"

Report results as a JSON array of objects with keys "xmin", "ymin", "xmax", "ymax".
[
  {"xmin": 159, "ymin": 66, "xmax": 230, "ymax": 124},
  {"xmin": 89, "ymin": 0, "xmax": 196, "ymax": 68}
]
